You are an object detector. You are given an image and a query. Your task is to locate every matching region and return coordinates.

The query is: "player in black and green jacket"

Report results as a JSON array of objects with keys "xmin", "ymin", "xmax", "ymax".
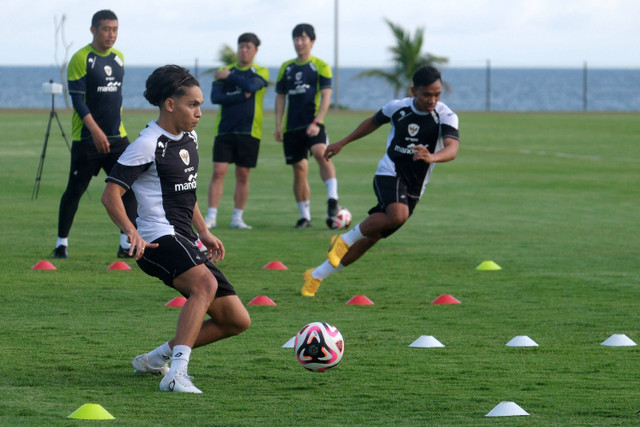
[
  {"xmin": 52, "ymin": 9, "xmax": 136, "ymax": 259},
  {"xmin": 275, "ymin": 23, "xmax": 341, "ymax": 229},
  {"xmin": 205, "ymin": 33, "xmax": 269, "ymax": 230}
]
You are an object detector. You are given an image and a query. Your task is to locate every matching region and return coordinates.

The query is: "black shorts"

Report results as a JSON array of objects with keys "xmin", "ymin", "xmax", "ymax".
[
  {"xmin": 136, "ymin": 234, "xmax": 237, "ymax": 298},
  {"xmin": 213, "ymin": 134, "xmax": 260, "ymax": 168},
  {"xmin": 283, "ymin": 124, "xmax": 328, "ymax": 164},
  {"xmin": 367, "ymin": 175, "xmax": 419, "ymax": 238},
  {"xmin": 70, "ymin": 137, "xmax": 130, "ymax": 178}
]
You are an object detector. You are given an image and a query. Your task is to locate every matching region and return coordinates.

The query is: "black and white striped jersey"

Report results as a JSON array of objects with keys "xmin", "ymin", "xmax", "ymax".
[
  {"xmin": 106, "ymin": 121, "xmax": 200, "ymax": 243},
  {"xmin": 373, "ymin": 99, "xmax": 459, "ymax": 198}
]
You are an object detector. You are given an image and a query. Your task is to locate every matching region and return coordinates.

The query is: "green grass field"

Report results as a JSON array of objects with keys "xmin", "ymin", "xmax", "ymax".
[{"xmin": 0, "ymin": 107, "xmax": 639, "ymax": 425}]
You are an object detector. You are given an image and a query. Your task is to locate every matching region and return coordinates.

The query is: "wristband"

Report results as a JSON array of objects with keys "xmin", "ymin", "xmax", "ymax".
[{"xmin": 312, "ymin": 119, "xmax": 319, "ymax": 125}]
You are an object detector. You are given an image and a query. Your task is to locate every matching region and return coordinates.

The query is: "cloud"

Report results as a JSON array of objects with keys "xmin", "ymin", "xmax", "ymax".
[{"xmin": 4, "ymin": 0, "xmax": 640, "ymax": 68}]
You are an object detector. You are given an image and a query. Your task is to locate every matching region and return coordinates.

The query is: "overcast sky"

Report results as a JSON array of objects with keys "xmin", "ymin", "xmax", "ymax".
[{"xmin": 4, "ymin": 0, "xmax": 640, "ymax": 69}]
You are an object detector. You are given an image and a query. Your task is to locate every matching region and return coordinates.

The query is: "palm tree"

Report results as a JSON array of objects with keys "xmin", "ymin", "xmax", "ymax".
[
  {"xmin": 356, "ymin": 19, "xmax": 448, "ymax": 98},
  {"xmin": 217, "ymin": 44, "xmax": 237, "ymax": 66},
  {"xmin": 202, "ymin": 44, "xmax": 237, "ymax": 76}
]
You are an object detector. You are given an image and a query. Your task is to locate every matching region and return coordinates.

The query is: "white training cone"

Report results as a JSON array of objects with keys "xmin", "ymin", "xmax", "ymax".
[
  {"xmin": 282, "ymin": 336, "xmax": 296, "ymax": 348},
  {"xmin": 506, "ymin": 336, "xmax": 539, "ymax": 347},
  {"xmin": 486, "ymin": 401, "xmax": 529, "ymax": 417},
  {"xmin": 409, "ymin": 335, "xmax": 445, "ymax": 348},
  {"xmin": 601, "ymin": 334, "xmax": 637, "ymax": 347}
]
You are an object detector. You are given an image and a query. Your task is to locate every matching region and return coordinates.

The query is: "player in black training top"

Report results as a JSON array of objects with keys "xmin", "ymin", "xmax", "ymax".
[
  {"xmin": 102, "ymin": 65, "xmax": 250, "ymax": 393},
  {"xmin": 301, "ymin": 66, "xmax": 460, "ymax": 297},
  {"xmin": 52, "ymin": 9, "xmax": 136, "ymax": 259}
]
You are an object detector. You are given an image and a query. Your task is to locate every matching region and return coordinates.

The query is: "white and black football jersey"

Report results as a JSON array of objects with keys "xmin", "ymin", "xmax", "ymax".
[
  {"xmin": 373, "ymin": 99, "xmax": 459, "ymax": 198},
  {"xmin": 106, "ymin": 121, "xmax": 200, "ymax": 243}
]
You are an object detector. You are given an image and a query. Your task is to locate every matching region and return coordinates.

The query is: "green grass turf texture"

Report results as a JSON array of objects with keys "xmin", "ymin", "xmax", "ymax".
[{"xmin": 0, "ymin": 108, "xmax": 638, "ymax": 426}]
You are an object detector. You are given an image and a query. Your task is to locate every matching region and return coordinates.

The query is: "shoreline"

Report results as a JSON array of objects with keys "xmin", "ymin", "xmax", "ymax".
[{"xmin": 3, "ymin": 108, "xmax": 637, "ymax": 115}]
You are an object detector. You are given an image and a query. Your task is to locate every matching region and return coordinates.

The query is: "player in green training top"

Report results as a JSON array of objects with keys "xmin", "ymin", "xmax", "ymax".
[
  {"xmin": 204, "ymin": 33, "xmax": 269, "ymax": 230},
  {"xmin": 275, "ymin": 23, "xmax": 341, "ymax": 228},
  {"xmin": 52, "ymin": 9, "xmax": 136, "ymax": 259}
]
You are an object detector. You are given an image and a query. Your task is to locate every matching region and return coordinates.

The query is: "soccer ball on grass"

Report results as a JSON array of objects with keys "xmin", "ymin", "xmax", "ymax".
[
  {"xmin": 294, "ymin": 322, "xmax": 344, "ymax": 372},
  {"xmin": 326, "ymin": 207, "xmax": 352, "ymax": 230}
]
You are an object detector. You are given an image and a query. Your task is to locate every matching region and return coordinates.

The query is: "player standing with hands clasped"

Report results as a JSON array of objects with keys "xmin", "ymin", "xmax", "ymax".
[
  {"xmin": 102, "ymin": 65, "xmax": 250, "ymax": 393},
  {"xmin": 275, "ymin": 23, "xmax": 341, "ymax": 228},
  {"xmin": 301, "ymin": 66, "xmax": 460, "ymax": 296},
  {"xmin": 53, "ymin": 9, "xmax": 137, "ymax": 259}
]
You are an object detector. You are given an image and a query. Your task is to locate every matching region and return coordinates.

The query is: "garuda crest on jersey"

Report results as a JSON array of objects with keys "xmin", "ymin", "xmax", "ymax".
[{"xmin": 179, "ymin": 149, "xmax": 190, "ymax": 165}]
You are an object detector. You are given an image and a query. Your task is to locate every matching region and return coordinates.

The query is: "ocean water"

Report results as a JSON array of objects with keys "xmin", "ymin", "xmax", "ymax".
[{"xmin": 1, "ymin": 66, "xmax": 639, "ymax": 112}]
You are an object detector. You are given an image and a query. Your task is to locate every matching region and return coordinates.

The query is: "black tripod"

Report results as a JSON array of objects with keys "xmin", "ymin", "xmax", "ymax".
[{"xmin": 32, "ymin": 81, "xmax": 71, "ymax": 200}]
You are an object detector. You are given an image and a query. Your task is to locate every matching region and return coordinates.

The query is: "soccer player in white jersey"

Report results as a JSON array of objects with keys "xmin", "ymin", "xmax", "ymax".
[
  {"xmin": 301, "ymin": 66, "xmax": 460, "ymax": 297},
  {"xmin": 102, "ymin": 65, "xmax": 250, "ymax": 393}
]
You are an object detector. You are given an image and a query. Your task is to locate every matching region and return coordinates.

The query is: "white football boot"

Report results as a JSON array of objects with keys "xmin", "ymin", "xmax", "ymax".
[
  {"xmin": 159, "ymin": 370, "xmax": 203, "ymax": 394},
  {"xmin": 132, "ymin": 354, "xmax": 169, "ymax": 376}
]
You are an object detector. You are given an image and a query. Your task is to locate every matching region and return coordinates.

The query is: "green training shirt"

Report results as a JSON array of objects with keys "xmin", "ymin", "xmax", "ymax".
[
  {"xmin": 275, "ymin": 56, "xmax": 332, "ymax": 132},
  {"xmin": 67, "ymin": 44, "xmax": 126, "ymax": 142}
]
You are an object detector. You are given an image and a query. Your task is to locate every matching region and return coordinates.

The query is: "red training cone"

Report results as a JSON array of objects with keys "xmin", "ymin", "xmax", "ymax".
[
  {"xmin": 165, "ymin": 296, "xmax": 187, "ymax": 307},
  {"xmin": 247, "ymin": 295, "xmax": 277, "ymax": 306},
  {"xmin": 32, "ymin": 260, "xmax": 56, "ymax": 270},
  {"xmin": 263, "ymin": 261, "xmax": 288, "ymax": 270},
  {"xmin": 108, "ymin": 261, "xmax": 131, "ymax": 270},
  {"xmin": 345, "ymin": 295, "xmax": 374, "ymax": 305},
  {"xmin": 432, "ymin": 294, "xmax": 461, "ymax": 305}
]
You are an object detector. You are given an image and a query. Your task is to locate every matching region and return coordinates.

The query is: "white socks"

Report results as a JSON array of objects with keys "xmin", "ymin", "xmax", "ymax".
[
  {"xmin": 313, "ymin": 260, "xmax": 344, "ymax": 280},
  {"xmin": 232, "ymin": 208, "xmax": 244, "ymax": 222},
  {"xmin": 311, "ymin": 224, "xmax": 364, "ymax": 280},
  {"xmin": 148, "ymin": 341, "xmax": 172, "ymax": 367},
  {"xmin": 297, "ymin": 201, "xmax": 311, "ymax": 220},
  {"xmin": 325, "ymin": 178, "xmax": 338, "ymax": 200},
  {"xmin": 207, "ymin": 207, "xmax": 218, "ymax": 220},
  {"xmin": 120, "ymin": 233, "xmax": 131, "ymax": 249},
  {"xmin": 341, "ymin": 224, "xmax": 364, "ymax": 246},
  {"xmin": 148, "ymin": 342, "xmax": 193, "ymax": 376},
  {"xmin": 167, "ymin": 345, "xmax": 192, "ymax": 376},
  {"xmin": 58, "ymin": 234, "xmax": 132, "ymax": 249},
  {"xmin": 296, "ymin": 178, "xmax": 337, "ymax": 220}
]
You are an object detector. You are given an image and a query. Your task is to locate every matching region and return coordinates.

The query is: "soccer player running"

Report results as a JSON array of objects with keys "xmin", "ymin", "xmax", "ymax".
[
  {"xmin": 102, "ymin": 65, "xmax": 250, "ymax": 393},
  {"xmin": 275, "ymin": 23, "xmax": 340, "ymax": 228},
  {"xmin": 53, "ymin": 10, "xmax": 136, "ymax": 259},
  {"xmin": 204, "ymin": 33, "xmax": 269, "ymax": 230},
  {"xmin": 301, "ymin": 66, "xmax": 460, "ymax": 296}
]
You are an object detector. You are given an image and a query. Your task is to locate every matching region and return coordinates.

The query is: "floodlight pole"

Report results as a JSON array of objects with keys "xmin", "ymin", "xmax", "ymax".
[
  {"xmin": 333, "ymin": 0, "xmax": 339, "ymax": 110},
  {"xmin": 485, "ymin": 59, "xmax": 491, "ymax": 112},
  {"xmin": 583, "ymin": 61, "xmax": 588, "ymax": 112},
  {"xmin": 32, "ymin": 81, "xmax": 70, "ymax": 200}
]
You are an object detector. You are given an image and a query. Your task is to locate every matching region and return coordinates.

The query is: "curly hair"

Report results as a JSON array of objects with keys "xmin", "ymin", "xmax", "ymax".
[{"xmin": 144, "ymin": 65, "xmax": 200, "ymax": 107}]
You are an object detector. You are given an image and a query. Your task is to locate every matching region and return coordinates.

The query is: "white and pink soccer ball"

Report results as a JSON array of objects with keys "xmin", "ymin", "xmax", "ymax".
[
  {"xmin": 326, "ymin": 207, "xmax": 352, "ymax": 230},
  {"xmin": 294, "ymin": 322, "xmax": 344, "ymax": 372}
]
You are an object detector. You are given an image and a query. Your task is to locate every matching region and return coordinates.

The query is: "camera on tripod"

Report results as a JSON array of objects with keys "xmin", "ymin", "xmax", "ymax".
[
  {"xmin": 32, "ymin": 79, "xmax": 70, "ymax": 200},
  {"xmin": 42, "ymin": 80, "xmax": 63, "ymax": 95}
]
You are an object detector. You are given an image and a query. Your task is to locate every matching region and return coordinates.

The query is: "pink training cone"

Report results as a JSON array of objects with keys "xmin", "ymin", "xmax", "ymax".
[
  {"xmin": 345, "ymin": 295, "xmax": 374, "ymax": 305},
  {"xmin": 108, "ymin": 261, "xmax": 131, "ymax": 270},
  {"xmin": 32, "ymin": 260, "xmax": 56, "ymax": 270},
  {"xmin": 165, "ymin": 296, "xmax": 187, "ymax": 307},
  {"xmin": 263, "ymin": 261, "xmax": 288, "ymax": 270},
  {"xmin": 432, "ymin": 294, "xmax": 461, "ymax": 305},
  {"xmin": 247, "ymin": 295, "xmax": 277, "ymax": 306}
]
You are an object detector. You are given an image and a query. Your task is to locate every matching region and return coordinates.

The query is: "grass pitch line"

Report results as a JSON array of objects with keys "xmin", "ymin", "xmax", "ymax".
[{"xmin": 466, "ymin": 145, "xmax": 640, "ymax": 163}]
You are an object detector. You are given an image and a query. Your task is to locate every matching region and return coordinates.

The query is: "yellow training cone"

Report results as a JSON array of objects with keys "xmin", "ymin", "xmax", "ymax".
[
  {"xmin": 476, "ymin": 260, "xmax": 502, "ymax": 271},
  {"xmin": 68, "ymin": 403, "xmax": 115, "ymax": 420}
]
